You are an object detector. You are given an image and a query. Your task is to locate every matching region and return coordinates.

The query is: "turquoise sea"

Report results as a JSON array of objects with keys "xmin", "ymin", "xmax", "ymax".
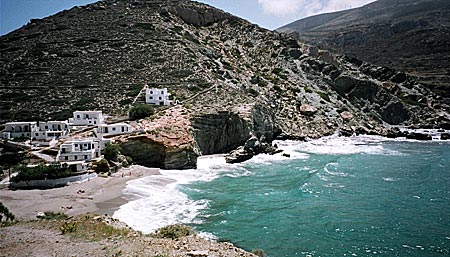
[{"xmin": 114, "ymin": 136, "xmax": 450, "ymax": 257}]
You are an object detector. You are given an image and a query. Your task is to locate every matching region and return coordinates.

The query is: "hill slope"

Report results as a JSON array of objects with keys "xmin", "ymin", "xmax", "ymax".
[
  {"xmin": 1, "ymin": 0, "xmax": 449, "ymax": 143},
  {"xmin": 278, "ymin": 0, "xmax": 450, "ymax": 102}
]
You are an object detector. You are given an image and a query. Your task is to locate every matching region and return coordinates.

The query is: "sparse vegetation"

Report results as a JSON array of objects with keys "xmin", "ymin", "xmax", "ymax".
[
  {"xmin": 0, "ymin": 202, "xmax": 15, "ymax": 223},
  {"xmin": 152, "ymin": 224, "xmax": 194, "ymax": 239},
  {"xmin": 59, "ymin": 214, "xmax": 128, "ymax": 241}
]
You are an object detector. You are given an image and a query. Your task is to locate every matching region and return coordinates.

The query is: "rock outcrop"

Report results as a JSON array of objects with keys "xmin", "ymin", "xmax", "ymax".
[
  {"xmin": 115, "ymin": 106, "xmax": 199, "ymax": 169},
  {"xmin": 192, "ymin": 104, "xmax": 280, "ymax": 155},
  {"xmin": 119, "ymin": 135, "xmax": 198, "ymax": 169}
]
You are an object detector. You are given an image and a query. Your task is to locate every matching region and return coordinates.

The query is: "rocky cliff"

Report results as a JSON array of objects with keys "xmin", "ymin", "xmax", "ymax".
[
  {"xmin": 115, "ymin": 106, "xmax": 199, "ymax": 169},
  {"xmin": 278, "ymin": 0, "xmax": 450, "ymax": 103},
  {"xmin": 1, "ymin": 0, "xmax": 449, "ymax": 168}
]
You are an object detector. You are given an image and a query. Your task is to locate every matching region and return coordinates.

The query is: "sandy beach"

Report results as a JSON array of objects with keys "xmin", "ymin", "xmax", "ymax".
[{"xmin": 0, "ymin": 165, "xmax": 160, "ymax": 220}]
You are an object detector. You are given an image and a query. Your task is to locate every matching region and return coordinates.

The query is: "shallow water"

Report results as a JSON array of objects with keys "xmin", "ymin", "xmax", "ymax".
[{"xmin": 114, "ymin": 136, "xmax": 450, "ymax": 256}]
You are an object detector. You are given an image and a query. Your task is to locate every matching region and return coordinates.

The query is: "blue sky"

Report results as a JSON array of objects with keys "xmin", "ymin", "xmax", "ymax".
[{"xmin": 0, "ymin": 0, "xmax": 376, "ymax": 35}]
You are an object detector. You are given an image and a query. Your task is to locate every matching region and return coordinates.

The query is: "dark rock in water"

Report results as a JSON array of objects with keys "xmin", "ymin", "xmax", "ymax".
[
  {"xmin": 386, "ymin": 127, "xmax": 407, "ymax": 138},
  {"xmin": 440, "ymin": 133, "xmax": 450, "ymax": 140},
  {"xmin": 406, "ymin": 132, "xmax": 432, "ymax": 141},
  {"xmin": 282, "ymin": 153, "xmax": 291, "ymax": 158},
  {"xmin": 225, "ymin": 136, "xmax": 279, "ymax": 164}
]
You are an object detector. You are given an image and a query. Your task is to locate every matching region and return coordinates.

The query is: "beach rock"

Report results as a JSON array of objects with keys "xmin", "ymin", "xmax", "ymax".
[{"xmin": 406, "ymin": 132, "xmax": 432, "ymax": 141}]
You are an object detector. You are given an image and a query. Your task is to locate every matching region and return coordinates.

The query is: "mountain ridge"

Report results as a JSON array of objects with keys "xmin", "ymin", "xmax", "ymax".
[{"xmin": 278, "ymin": 0, "xmax": 450, "ymax": 102}]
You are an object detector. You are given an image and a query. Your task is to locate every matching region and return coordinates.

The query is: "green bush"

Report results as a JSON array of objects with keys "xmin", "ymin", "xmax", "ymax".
[
  {"xmin": 317, "ymin": 91, "xmax": 331, "ymax": 102},
  {"xmin": 38, "ymin": 211, "xmax": 68, "ymax": 220},
  {"xmin": 94, "ymin": 159, "xmax": 110, "ymax": 174},
  {"xmin": 247, "ymin": 87, "xmax": 259, "ymax": 97},
  {"xmin": 252, "ymin": 249, "xmax": 266, "ymax": 257},
  {"xmin": 152, "ymin": 224, "xmax": 194, "ymax": 239},
  {"xmin": 12, "ymin": 163, "xmax": 73, "ymax": 182},
  {"xmin": 129, "ymin": 104, "xmax": 155, "ymax": 120},
  {"xmin": 272, "ymin": 67, "xmax": 283, "ymax": 74},
  {"xmin": 104, "ymin": 143, "xmax": 121, "ymax": 162}
]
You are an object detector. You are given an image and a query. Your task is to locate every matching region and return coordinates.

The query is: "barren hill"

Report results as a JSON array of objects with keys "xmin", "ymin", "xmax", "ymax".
[
  {"xmin": 1, "ymin": 0, "xmax": 449, "ymax": 148},
  {"xmin": 278, "ymin": 0, "xmax": 450, "ymax": 102}
]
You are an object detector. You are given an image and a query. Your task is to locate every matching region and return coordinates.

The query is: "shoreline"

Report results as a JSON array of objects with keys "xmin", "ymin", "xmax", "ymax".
[{"xmin": 0, "ymin": 165, "xmax": 160, "ymax": 220}]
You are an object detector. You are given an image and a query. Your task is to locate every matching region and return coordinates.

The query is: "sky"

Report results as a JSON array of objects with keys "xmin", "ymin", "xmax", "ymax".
[{"xmin": 0, "ymin": 0, "xmax": 376, "ymax": 35}]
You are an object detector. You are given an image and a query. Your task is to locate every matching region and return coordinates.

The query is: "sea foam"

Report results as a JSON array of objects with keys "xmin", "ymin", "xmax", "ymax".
[{"xmin": 113, "ymin": 155, "xmax": 226, "ymax": 234}]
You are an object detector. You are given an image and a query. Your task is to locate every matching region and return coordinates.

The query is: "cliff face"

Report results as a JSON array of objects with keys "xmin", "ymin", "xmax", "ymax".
[
  {"xmin": 119, "ymin": 135, "xmax": 198, "ymax": 169},
  {"xmin": 192, "ymin": 104, "xmax": 279, "ymax": 155},
  {"xmin": 278, "ymin": 0, "xmax": 450, "ymax": 103}
]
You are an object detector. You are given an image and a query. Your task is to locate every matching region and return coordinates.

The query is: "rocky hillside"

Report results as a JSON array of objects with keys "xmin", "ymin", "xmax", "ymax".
[
  {"xmin": 278, "ymin": 0, "xmax": 450, "ymax": 102},
  {"xmin": 1, "ymin": 0, "xmax": 449, "ymax": 167}
]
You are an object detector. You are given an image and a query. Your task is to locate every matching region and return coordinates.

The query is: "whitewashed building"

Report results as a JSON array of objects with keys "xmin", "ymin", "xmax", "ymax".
[
  {"xmin": 1, "ymin": 122, "xmax": 38, "ymax": 139},
  {"xmin": 69, "ymin": 111, "xmax": 104, "ymax": 126},
  {"xmin": 56, "ymin": 138, "xmax": 101, "ymax": 162},
  {"xmin": 33, "ymin": 121, "xmax": 70, "ymax": 141},
  {"xmin": 96, "ymin": 123, "xmax": 132, "ymax": 137},
  {"xmin": 146, "ymin": 87, "xmax": 172, "ymax": 106}
]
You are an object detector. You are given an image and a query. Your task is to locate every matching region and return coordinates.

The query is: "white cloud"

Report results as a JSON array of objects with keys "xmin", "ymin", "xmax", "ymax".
[
  {"xmin": 257, "ymin": 0, "xmax": 376, "ymax": 18},
  {"xmin": 257, "ymin": 0, "xmax": 306, "ymax": 16}
]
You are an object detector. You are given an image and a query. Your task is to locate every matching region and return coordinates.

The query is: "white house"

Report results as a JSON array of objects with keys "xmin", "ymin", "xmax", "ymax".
[
  {"xmin": 1, "ymin": 122, "xmax": 38, "ymax": 139},
  {"xmin": 96, "ymin": 123, "xmax": 132, "ymax": 137},
  {"xmin": 33, "ymin": 121, "xmax": 70, "ymax": 141},
  {"xmin": 146, "ymin": 87, "xmax": 172, "ymax": 106},
  {"xmin": 69, "ymin": 111, "xmax": 104, "ymax": 126},
  {"xmin": 56, "ymin": 138, "xmax": 101, "ymax": 162}
]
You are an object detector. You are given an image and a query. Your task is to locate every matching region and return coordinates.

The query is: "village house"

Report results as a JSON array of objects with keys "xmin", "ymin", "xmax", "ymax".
[
  {"xmin": 1, "ymin": 122, "xmax": 38, "ymax": 140},
  {"xmin": 33, "ymin": 121, "xmax": 70, "ymax": 141},
  {"xmin": 56, "ymin": 138, "xmax": 101, "ymax": 162},
  {"xmin": 146, "ymin": 87, "xmax": 172, "ymax": 106},
  {"xmin": 96, "ymin": 123, "xmax": 132, "ymax": 137},
  {"xmin": 69, "ymin": 111, "xmax": 104, "ymax": 126}
]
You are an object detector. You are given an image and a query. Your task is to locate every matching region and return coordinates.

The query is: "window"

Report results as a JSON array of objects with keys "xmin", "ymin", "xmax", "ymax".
[
  {"xmin": 84, "ymin": 155, "xmax": 88, "ymax": 160},
  {"xmin": 65, "ymin": 156, "xmax": 68, "ymax": 160},
  {"xmin": 77, "ymin": 115, "xmax": 80, "ymax": 118},
  {"xmin": 150, "ymin": 91, "xmax": 153, "ymax": 94},
  {"xmin": 112, "ymin": 127, "xmax": 116, "ymax": 131},
  {"xmin": 94, "ymin": 121, "xmax": 96, "ymax": 124},
  {"xmin": 149, "ymin": 96, "xmax": 153, "ymax": 99},
  {"xmin": 161, "ymin": 91, "xmax": 164, "ymax": 94},
  {"xmin": 75, "ymin": 156, "xmax": 78, "ymax": 160},
  {"xmin": 159, "ymin": 97, "xmax": 162, "ymax": 100},
  {"xmin": 35, "ymin": 133, "xmax": 38, "ymax": 136},
  {"xmin": 45, "ymin": 125, "xmax": 48, "ymax": 129}
]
